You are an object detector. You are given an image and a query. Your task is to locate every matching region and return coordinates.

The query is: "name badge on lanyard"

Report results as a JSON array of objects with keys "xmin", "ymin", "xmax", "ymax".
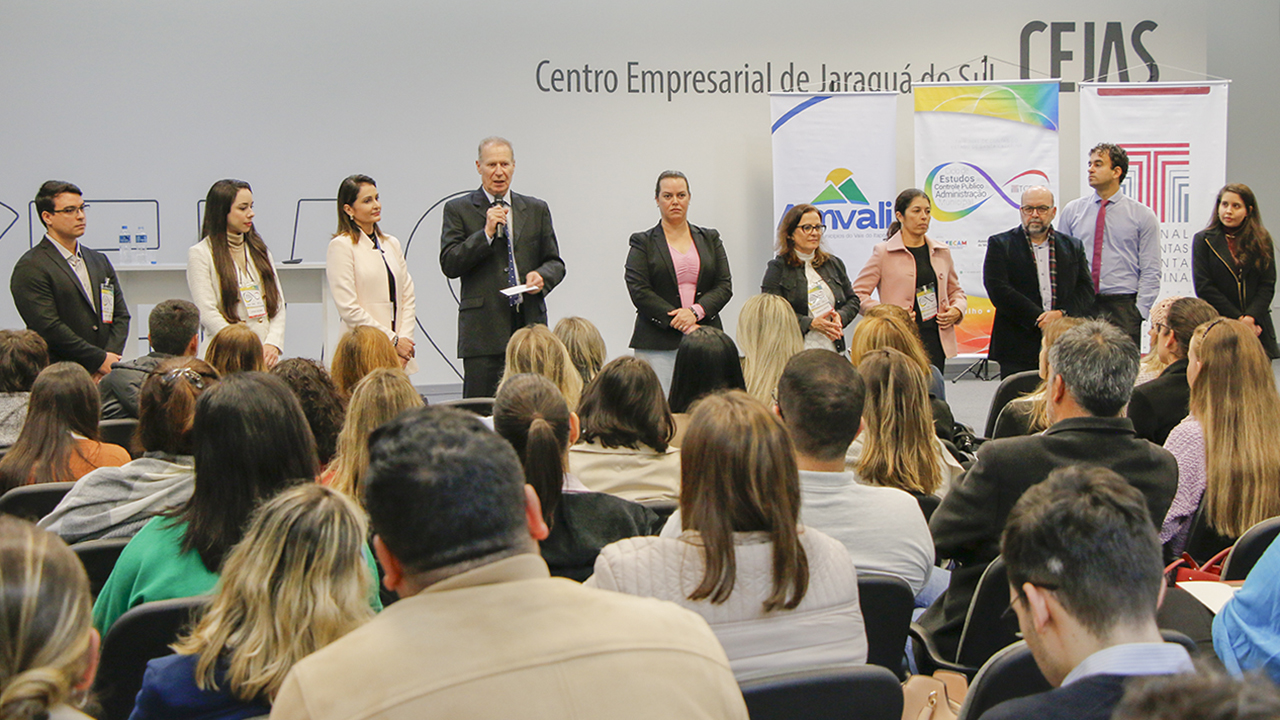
[
  {"xmin": 916, "ymin": 282, "xmax": 939, "ymax": 322},
  {"xmin": 238, "ymin": 249, "xmax": 268, "ymax": 320},
  {"xmin": 100, "ymin": 282, "xmax": 114, "ymax": 324}
]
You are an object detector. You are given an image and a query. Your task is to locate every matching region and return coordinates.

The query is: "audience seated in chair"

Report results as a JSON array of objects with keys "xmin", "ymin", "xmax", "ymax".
[
  {"xmin": 990, "ymin": 317, "xmax": 1085, "ymax": 439},
  {"xmin": 666, "ymin": 326, "xmax": 746, "ymax": 415},
  {"xmin": 493, "ymin": 373, "xmax": 657, "ymax": 581},
  {"xmin": 0, "ymin": 363, "xmax": 129, "ymax": 493},
  {"xmin": 553, "ymin": 316, "xmax": 607, "ymax": 388},
  {"xmin": 1112, "ymin": 661, "xmax": 1280, "ymax": 720},
  {"xmin": 99, "ymin": 299, "xmax": 200, "ymax": 420},
  {"xmin": 271, "ymin": 358, "xmax": 347, "ymax": 469},
  {"xmin": 130, "ymin": 484, "xmax": 374, "ymax": 720},
  {"xmin": 329, "ymin": 326, "xmax": 399, "ymax": 397},
  {"xmin": 497, "ymin": 324, "xmax": 583, "ymax": 409},
  {"xmin": 737, "ymin": 293, "xmax": 803, "ymax": 407},
  {"xmin": 587, "ymin": 391, "xmax": 867, "ymax": 682},
  {"xmin": 323, "ymin": 368, "xmax": 422, "ymax": 501},
  {"xmin": 1134, "ymin": 296, "xmax": 1181, "ymax": 386},
  {"xmin": 39, "ymin": 359, "xmax": 219, "ymax": 543},
  {"xmin": 0, "ymin": 329, "xmax": 49, "ymax": 446},
  {"xmin": 203, "ymin": 324, "xmax": 265, "ymax": 376},
  {"xmin": 1214, "ymin": 521, "xmax": 1280, "ymax": 684},
  {"xmin": 1128, "ymin": 297, "xmax": 1218, "ymax": 445}
]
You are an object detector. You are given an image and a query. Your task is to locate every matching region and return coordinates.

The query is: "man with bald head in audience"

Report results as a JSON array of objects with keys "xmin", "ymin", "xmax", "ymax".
[
  {"xmin": 919, "ymin": 320, "xmax": 1178, "ymax": 661},
  {"xmin": 270, "ymin": 406, "xmax": 746, "ymax": 720}
]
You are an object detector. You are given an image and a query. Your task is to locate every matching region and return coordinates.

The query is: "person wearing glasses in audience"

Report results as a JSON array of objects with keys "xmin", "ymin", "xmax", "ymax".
[
  {"xmin": 984, "ymin": 186, "xmax": 1095, "ymax": 378},
  {"xmin": 187, "ymin": 179, "xmax": 286, "ymax": 368},
  {"xmin": 327, "ymin": 174, "xmax": 418, "ymax": 374},
  {"xmin": 11, "ymin": 180, "xmax": 130, "ymax": 379},
  {"xmin": 853, "ymin": 189, "xmax": 965, "ymax": 374},
  {"xmin": 761, "ymin": 204, "xmax": 859, "ymax": 354}
]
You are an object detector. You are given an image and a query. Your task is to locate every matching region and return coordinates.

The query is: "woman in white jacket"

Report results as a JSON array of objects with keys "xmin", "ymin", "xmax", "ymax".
[
  {"xmin": 326, "ymin": 175, "xmax": 417, "ymax": 374},
  {"xmin": 586, "ymin": 390, "xmax": 867, "ymax": 681},
  {"xmin": 187, "ymin": 179, "xmax": 286, "ymax": 367}
]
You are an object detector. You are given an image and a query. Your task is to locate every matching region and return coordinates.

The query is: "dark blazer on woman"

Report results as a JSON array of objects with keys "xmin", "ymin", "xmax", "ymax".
[
  {"xmin": 1192, "ymin": 227, "xmax": 1279, "ymax": 358},
  {"xmin": 625, "ymin": 223, "xmax": 733, "ymax": 351},
  {"xmin": 760, "ymin": 254, "xmax": 859, "ymax": 353},
  {"xmin": 1127, "ymin": 358, "xmax": 1190, "ymax": 445}
]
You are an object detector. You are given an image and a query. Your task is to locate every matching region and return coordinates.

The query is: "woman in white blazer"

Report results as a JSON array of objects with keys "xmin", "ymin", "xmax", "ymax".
[
  {"xmin": 326, "ymin": 175, "xmax": 417, "ymax": 374},
  {"xmin": 187, "ymin": 179, "xmax": 286, "ymax": 367}
]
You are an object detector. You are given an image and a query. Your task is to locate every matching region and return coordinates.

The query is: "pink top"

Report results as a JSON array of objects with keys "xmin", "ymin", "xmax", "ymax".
[{"xmin": 671, "ymin": 243, "xmax": 701, "ymax": 310}]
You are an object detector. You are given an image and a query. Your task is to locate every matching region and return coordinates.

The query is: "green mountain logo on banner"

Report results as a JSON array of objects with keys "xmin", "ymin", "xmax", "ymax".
[{"xmin": 814, "ymin": 169, "xmax": 869, "ymax": 205}]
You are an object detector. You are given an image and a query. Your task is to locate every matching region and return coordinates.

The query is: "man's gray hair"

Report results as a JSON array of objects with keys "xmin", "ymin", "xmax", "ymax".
[
  {"xmin": 477, "ymin": 136, "xmax": 513, "ymax": 159},
  {"xmin": 1046, "ymin": 319, "xmax": 1138, "ymax": 417}
]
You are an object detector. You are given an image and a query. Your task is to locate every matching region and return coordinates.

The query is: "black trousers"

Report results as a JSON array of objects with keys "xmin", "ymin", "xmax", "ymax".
[
  {"xmin": 462, "ymin": 355, "xmax": 504, "ymax": 399},
  {"xmin": 1094, "ymin": 293, "xmax": 1143, "ymax": 348}
]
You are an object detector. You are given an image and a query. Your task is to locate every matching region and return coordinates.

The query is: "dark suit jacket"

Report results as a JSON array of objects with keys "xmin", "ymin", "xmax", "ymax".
[
  {"xmin": 983, "ymin": 226, "xmax": 1094, "ymax": 369},
  {"xmin": 979, "ymin": 674, "xmax": 1133, "ymax": 720},
  {"xmin": 10, "ymin": 237, "xmax": 130, "ymax": 373},
  {"xmin": 439, "ymin": 189, "xmax": 566, "ymax": 358},
  {"xmin": 1192, "ymin": 227, "xmax": 1279, "ymax": 358},
  {"xmin": 920, "ymin": 416, "xmax": 1178, "ymax": 660},
  {"xmin": 760, "ymin": 254, "xmax": 859, "ymax": 353},
  {"xmin": 624, "ymin": 223, "xmax": 733, "ymax": 351},
  {"xmin": 1127, "ymin": 359, "xmax": 1190, "ymax": 445}
]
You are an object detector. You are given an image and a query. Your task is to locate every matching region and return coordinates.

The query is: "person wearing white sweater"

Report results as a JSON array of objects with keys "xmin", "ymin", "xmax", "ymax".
[{"xmin": 186, "ymin": 179, "xmax": 286, "ymax": 367}]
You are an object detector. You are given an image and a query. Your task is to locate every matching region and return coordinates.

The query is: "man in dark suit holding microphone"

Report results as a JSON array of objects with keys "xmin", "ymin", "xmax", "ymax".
[{"xmin": 440, "ymin": 137, "xmax": 566, "ymax": 398}]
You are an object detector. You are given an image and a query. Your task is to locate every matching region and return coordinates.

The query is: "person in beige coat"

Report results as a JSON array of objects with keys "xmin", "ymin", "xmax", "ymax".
[
  {"xmin": 270, "ymin": 407, "xmax": 747, "ymax": 720},
  {"xmin": 327, "ymin": 175, "xmax": 417, "ymax": 374}
]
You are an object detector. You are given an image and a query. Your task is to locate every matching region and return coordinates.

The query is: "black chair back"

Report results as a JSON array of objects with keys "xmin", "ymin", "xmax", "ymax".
[
  {"xmin": 1181, "ymin": 504, "xmax": 1236, "ymax": 565},
  {"xmin": 740, "ymin": 665, "xmax": 903, "ymax": 720},
  {"xmin": 99, "ymin": 418, "xmax": 141, "ymax": 459},
  {"xmin": 435, "ymin": 397, "xmax": 495, "ymax": 417},
  {"xmin": 857, "ymin": 573, "xmax": 913, "ymax": 675},
  {"xmin": 955, "ymin": 641, "xmax": 1050, "ymax": 720},
  {"xmin": 93, "ymin": 596, "xmax": 210, "ymax": 720},
  {"xmin": 71, "ymin": 537, "xmax": 131, "ymax": 599},
  {"xmin": 1222, "ymin": 516, "xmax": 1280, "ymax": 581},
  {"xmin": 955, "ymin": 556, "xmax": 1020, "ymax": 669},
  {"xmin": 983, "ymin": 370, "xmax": 1040, "ymax": 438},
  {"xmin": 0, "ymin": 481, "xmax": 77, "ymax": 521}
]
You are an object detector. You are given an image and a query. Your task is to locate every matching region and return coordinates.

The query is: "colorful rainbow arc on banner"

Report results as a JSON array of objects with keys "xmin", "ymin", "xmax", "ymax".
[
  {"xmin": 924, "ymin": 165, "xmax": 1050, "ymax": 221},
  {"xmin": 914, "ymin": 84, "xmax": 1059, "ymax": 130}
]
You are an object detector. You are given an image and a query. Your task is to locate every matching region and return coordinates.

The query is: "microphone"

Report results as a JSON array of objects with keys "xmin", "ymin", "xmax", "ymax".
[{"xmin": 492, "ymin": 197, "xmax": 507, "ymax": 240}]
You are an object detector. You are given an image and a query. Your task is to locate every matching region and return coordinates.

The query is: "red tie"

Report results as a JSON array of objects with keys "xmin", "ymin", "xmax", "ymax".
[{"xmin": 1091, "ymin": 199, "xmax": 1108, "ymax": 292}]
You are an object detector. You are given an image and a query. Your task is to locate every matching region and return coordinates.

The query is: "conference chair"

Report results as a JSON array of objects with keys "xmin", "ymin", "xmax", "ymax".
[
  {"xmin": 910, "ymin": 556, "xmax": 1019, "ymax": 678},
  {"xmin": 983, "ymin": 370, "xmax": 1040, "ymax": 438},
  {"xmin": 739, "ymin": 665, "xmax": 903, "ymax": 720},
  {"xmin": 856, "ymin": 573, "xmax": 914, "ymax": 676},
  {"xmin": 1180, "ymin": 504, "xmax": 1236, "ymax": 566},
  {"xmin": 1221, "ymin": 516, "xmax": 1280, "ymax": 581},
  {"xmin": 435, "ymin": 397, "xmax": 495, "ymax": 417},
  {"xmin": 94, "ymin": 596, "xmax": 211, "ymax": 720},
  {"xmin": 0, "ymin": 481, "xmax": 76, "ymax": 522},
  {"xmin": 71, "ymin": 537, "xmax": 131, "ymax": 599},
  {"xmin": 954, "ymin": 641, "xmax": 1050, "ymax": 720},
  {"xmin": 99, "ymin": 418, "xmax": 141, "ymax": 458}
]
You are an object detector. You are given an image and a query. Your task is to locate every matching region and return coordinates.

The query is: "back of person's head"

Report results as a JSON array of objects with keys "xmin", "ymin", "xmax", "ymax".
[
  {"xmin": 330, "ymin": 326, "xmax": 399, "ymax": 397},
  {"xmin": 738, "ymin": 294, "xmax": 804, "ymax": 405},
  {"xmin": 172, "ymin": 484, "xmax": 373, "ymax": 703},
  {"xmin": 553, "ymin": 317, "xmax": 606, "ymax": 387},
  {"xmin": 1190, "ymin": 318, "xmax": 1280, "ymax": 537},
  {"xmin": 204, "ymin": 324, "xmax": 264, "ymax": 376},
  {"xmin": 1026, "ymin": 316, "xmax": 1089, "ymax": 431},
  {"xmin": 577, "ymin": 356, "xmax": 674, "ymax": 452},
  {"xmin": 1163, "ymin": 297, "xmax": 1219, "ymax": 359},
  {"xmin": 668, "ymin": 327, "xmax": 746, "ymax": 413},
  {"xmin": 328, "ymin": 368, "xmax": 423, "ymax": 502},
  {"xmin": 0, "ymin": 516, "xmax": 94, "ymax": 720},
  {"xmin": 856, "ymin": 348, "xmax": 941, "ymax": 495},
  {"xmin": 500, "ymin": 325, "xmax": 583, "ymax": 409},
  {"xmin": 1002, "ymin": 465, "xmax": 1162, "ymax": 640},
  {"xmin": 148, "ymin": 299, "xmax": 200, "ymax": 356},
  {"xmin": 364, "ymin": 407, "xmax": 531, "ymax": 578},
  {"xmin": 493, "ymin": 374, "xmax": 571, "ymax": 529},
  {"xmin": 681, "ymin": 391, "xmax": 808, "ymax": 612},
  {"xmin": 0, "ymin": 330, "xmax": 48, "ymax": 393},
  {"xmin": 1140, "ymin": 296, "xmax": 1182, "ymax": 377},
  {"xmin": 777, "ymin": 349, "xmax": 865, "ymax": 462},
  {"xmin": 1046, "ymin": 319, "xmax": 1138, "ymax": 417},
  {"xmin": 0, "ymin": 363, "xmax": 101, "ymax": 491},
  {"xmin": 848, "ymin": 312, "xmax": 933, "ymax": 379},
  {"xmin": 1114, "ymin": 664, "xmax": 1280, "ymax": 720},
  {"xmin": 137, "ymin": 358, "xmax": 220, "ymax": 457},
  {"xmin": 270, "ymin": 358, "xmax": 347, "ymax": 467},
  {"xmin": 178, "ymin": 372, "xmax": 317, "ymax": 572}
]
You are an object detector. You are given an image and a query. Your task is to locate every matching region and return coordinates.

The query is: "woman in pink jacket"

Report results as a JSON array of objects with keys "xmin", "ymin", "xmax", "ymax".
[{"xmin": 852, "ymin": 189, "xmax": 966, "ymax": 372}]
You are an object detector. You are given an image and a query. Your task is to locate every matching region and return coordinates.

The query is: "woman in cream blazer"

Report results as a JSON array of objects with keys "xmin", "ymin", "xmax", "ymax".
[
  {"xmin": 327, "ymin": 175, "xmax": 417, "ymax": 374},
  {"xmin": 187, "ymin": 180, "xmax": 286, "ymax": 366}
]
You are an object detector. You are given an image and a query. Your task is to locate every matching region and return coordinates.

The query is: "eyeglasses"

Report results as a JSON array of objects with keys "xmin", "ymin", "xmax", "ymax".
[
  {"xmin": 50, "ymin": 204, "xmax": 90, "ymax": 216},
  {"xmin": 1000, "ymin": 580, "xmax": 1060, "ymax": 627},
  {"xmin": 797, "ymin": 224, "xmax": 826, "ymax": 234},
  {"xmin": 1020, "ymin": 205, "xmax": 1053, "ymax": 215}
]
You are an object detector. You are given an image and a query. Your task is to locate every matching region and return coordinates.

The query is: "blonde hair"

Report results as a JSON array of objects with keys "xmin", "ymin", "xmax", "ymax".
[
  {"xmin": 327, "ymin": 368, "xmax": 424, "ymax": 501},
  {"xmin": 1138, "ymin": 296, "xmax": 1181, "ymax": 383},
  {"xmin": 499, "ymin": 325, "xmax": 583, "ymax": 409},
  {"xmin": 738, "ymin": 294, "xmax": 803, "ymax": 405},
  {"xmin": 331, "ymin": 326, "xmax": 400, "ymax": 396},
  {"xmin": 172, "ymin": 484, "xmax": 373, "ymax": 702},
  {"xmin": 1190, "ymin": 319, "xmax": 1280, "ymax": 537},
  {"xmin": 204, "ymin": 324, "xmax": 264, "ymax": 376},
  {"xmin": 856, "ymin": 348, "xmax": 941, "ymax": 495},
  {"xmin": 1024, "ymin": 316, "xmax": 1088, "ymax": 432},
  {"xmin": 0, "ymin": 517, "xmax": 94, "ymax": 720},
  {"xmin": 849, "ymin": 311, "xmax": 933, "ymax": 379},
  {"xmin": 553, "ymin": 317, "xmax": 607, "ymax": 386}
]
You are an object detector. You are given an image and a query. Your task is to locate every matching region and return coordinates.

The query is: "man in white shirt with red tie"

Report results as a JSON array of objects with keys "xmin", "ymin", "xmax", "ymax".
[{"xmin": 1058, "ymin": 143, "xmax": 1161, "ymax": 346}]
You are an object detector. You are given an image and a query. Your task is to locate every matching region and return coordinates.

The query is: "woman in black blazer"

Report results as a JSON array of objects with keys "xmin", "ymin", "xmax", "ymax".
[
  {"xmin": 624, "ymin": 171, "xmax": 733, "ymax": 391},
  {"xmin": 1192, "ymin": 183, "xmax": 1279, "ymax": 358},
  {"xmin": 761, "ymin": 203, "xmax": 859, "ymax": 353}
]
